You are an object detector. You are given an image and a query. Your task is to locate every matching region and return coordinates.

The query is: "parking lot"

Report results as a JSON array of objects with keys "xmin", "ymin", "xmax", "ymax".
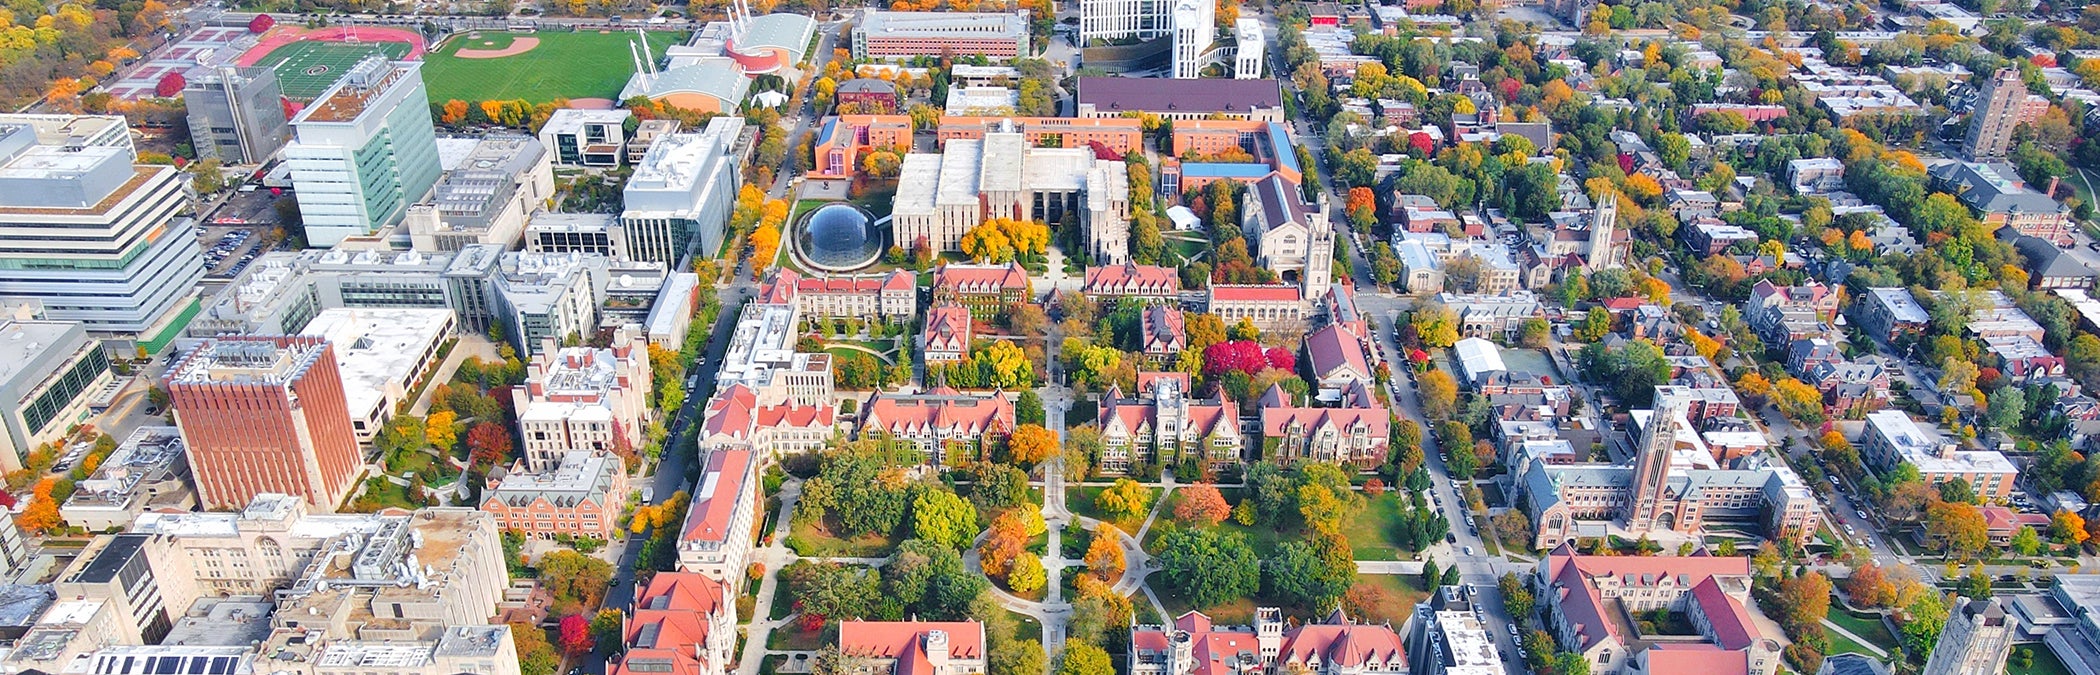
[{"xmin": 199, "ymin": 226, "xmax": 266, "ymax": 278}]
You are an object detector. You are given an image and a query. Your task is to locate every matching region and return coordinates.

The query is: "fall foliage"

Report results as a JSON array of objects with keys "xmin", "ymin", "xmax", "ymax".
[{"xmin": 1172, "ymin": 484, "xmax": 1231, "ymax": 526}]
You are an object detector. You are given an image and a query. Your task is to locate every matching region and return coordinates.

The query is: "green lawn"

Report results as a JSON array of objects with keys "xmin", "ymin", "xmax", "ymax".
[
  {"xmin": 421, "ymin": 30, "xmax": 685, "ymax": 103},
  {"xmin": 257, "ymin": 40, "xmax": 415, "ymax": 99},
  {"xmin": 1825, "ymin": 603, "xmax": 1900, "ymax": 653},
  {"xmin": 1150, "ymin": 490, "xmax": 1405, "ymax": 560},
  {"xmin": 785, "ymin": 517, "xmax": 900, "ymax": 558},
  {"xmin": 2012, "ymin": 645, "xmax": 2076, "ymax": 675},
  {"xmin": 766, "ymin": 622, "xmax": 832, "ymax": 651}
]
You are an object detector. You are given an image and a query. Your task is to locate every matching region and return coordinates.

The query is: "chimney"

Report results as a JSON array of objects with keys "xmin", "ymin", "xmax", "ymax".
[{"xmin": 2048, "ymin": 176, "xmax": 2061, "ymax": 198}]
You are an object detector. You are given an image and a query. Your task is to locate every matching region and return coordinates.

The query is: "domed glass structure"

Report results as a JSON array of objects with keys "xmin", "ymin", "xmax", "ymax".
[{"xmin": 793, "ymin": 203, "xmax": 883, "ymax": 271}]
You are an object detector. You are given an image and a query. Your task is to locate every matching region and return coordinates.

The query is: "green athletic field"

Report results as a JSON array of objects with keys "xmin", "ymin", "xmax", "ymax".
[
  {"xmin": 420, "ymin": 30, "xmax": 685, "ymax": 103},
  {"xmin": 256, "ymin": 41, "xmax": 415, "ymax": 99}
]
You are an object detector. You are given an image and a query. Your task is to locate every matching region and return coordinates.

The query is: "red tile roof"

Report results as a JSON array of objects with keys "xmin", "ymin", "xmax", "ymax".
[
  {"xmin": 703, "ymin": 384, "xmax": 836, "ymax": 441},
  {"xmin": 1545, "ymin": 549, "xmax": 1755, "ymax": 651},
  {"xmin": 838, "ymin": 621, "xmax": 986, "ymax": 675},
  {"xmin": 613, "ymin": 573, "xmax": 733, "ymax": 675},
  {"xmin": 758, "ymin": 269, "xmax": 802, "ymax": 304},
  {"xmin": 862, "ymin": 391, "xmax": 1015, "ymax": 439},
  {"xmin": 1690, "ymin": 577, "xmax": 1762, "ymax": 650},
  {"xmin": 934, "ymin": 263, "xmax": 1029, "ymax": 294},
  {"xmin": 1643, "ymin": 645, "xmax": 1750, "ymax": 675},
  {"xmin": 1280, "ymin": 622, "xmax": 1406, "ymax": 669},
  {"xmin": 1209, "ymin": 284, "xmax": 1301, "ymax": 303},
  {"xmin": 1084, "ymin": 263, "xmax": 1180, "ymax": 296},
  {"xmin": 680, "ymin": 449, "xmax": 752, "ymax": 544},
  {"xmin": 1141, "ymin": 305, "xmax": 1187, "ymax": 354},
  {"xmin": 926, "ymin": 304, "xmax": 972, "ymax": 354}
]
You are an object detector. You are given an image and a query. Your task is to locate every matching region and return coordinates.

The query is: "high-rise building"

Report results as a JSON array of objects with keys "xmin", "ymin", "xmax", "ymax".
[
  {"xmin": 284, "ymin": 57, "xmax": 443, "ymax": 246},
  {"xmin": 166, "ymin": 337, "xmax": 362, "ymax": 512},
  {"xmin": 1169, "ymin": 0, "xmax": 1214, "ymax": 79},
  {"xmin": 0, "ymin": 120, "xmax": 203, "ymax": 347},
  {"xmin": 1233, "ymin": 18, "xmax": 1264, "ymax": 79},
  {"xmin": 621, "ymin": 117, "xmax": 746, "ymax": 264},
  {"xmin": 183, "ymin": 66, "xmax": 291, "ymax": 164},
  {"xmin": 1964, "ymin": 68, "xmax": 2026, "ymax": 161},
  {"xmin": 1921, "ymin": 597, "xmax": 2013, "ymax": 675}
]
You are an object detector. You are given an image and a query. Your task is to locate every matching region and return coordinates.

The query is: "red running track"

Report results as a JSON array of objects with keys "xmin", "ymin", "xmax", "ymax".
[{"xmin": 234, "ymin": 25, "xmax": 427, "ymax": 67}]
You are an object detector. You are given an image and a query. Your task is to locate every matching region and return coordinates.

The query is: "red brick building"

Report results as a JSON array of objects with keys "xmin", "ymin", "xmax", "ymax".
[
  {"xmin": 167, "ymin": 337, "xmax": 362, "ymax": 512},
  {"xmin": 480, "ymin": 451, "xmax": 630, "ymax": 539}
]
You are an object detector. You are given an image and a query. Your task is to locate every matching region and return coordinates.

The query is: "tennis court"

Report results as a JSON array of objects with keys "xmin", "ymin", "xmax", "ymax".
[{"xmin": 256, "ymin": 40, "xmax": 414, "ymax": 99}]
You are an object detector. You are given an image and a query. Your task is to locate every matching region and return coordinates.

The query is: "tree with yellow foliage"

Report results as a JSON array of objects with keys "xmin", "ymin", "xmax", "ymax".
[
  {"xmin": 426, "ymin": 411, "xmax": 459, "ymax": 453},
  {"xmin": 750, "ymin": 224, "xmax": 782, "ymax": 274},
  {"xmin": 959, "ymin": 218, "xmax": 1049, "ymax": 263}
]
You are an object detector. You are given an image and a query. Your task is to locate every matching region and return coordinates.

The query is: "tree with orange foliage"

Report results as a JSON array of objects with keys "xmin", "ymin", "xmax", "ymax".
[
  {"xmin": 1735, "ymin": 372, "xmax": 1774, "ymax": 405},
  {"xmin": 441, "ymin": 99, "xmax": 469, "ymax": 125},
  {"xmin": 978, "ymin": 510, "xmax": 1032, "ymax": 577},
  {"xmin": 479, "ymin": 100, "xmax": 504, "ymax": 123},
  {"xmin": 1845, "ymin": 563, "xmax": 1896, "ymax": 608},
  {"xmin": 1006, "ymin": 424, "xmax": 1059, "ymax": 464},
  {"xmin": 14, "ymin": 478, "xmax": 58, "ymax": 533},
  {"xmin": 749, "ymin": 224, "xmax": 782, "ymax": 274},
  {"xmin": 1172, "ymin": 484, "xmax": 1231, "ymax": 526},
  {"xmin": 1083, "ymin": 523, "xmax": 1126, "ymax": 580}
]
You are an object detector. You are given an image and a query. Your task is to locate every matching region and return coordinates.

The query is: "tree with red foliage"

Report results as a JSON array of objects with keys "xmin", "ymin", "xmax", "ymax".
[
  {"xmin": 248, "ymin": 13, "xmax": 274, "ymax": 33},
  {"xmin": 154, "ymin": 72, "xmax": 184, "ymax": 98},
  {"xmin": 1265, "ymin": 346, "xmax": 1294, "ymax": 371},
  {"xmin": 1203, "ymin": 340, "xmax": 1266, "ymax": 377},
  {"xmin": 1409, "ymin": 132, "xmax": 1435, "ymax": 156},
  {"xmin": 557, "ymin": 614, "xmax": 593, "ymax": 656},
  {"xmin": 467, "ymin": 422, "xmax": 513, "ymax": 468}
]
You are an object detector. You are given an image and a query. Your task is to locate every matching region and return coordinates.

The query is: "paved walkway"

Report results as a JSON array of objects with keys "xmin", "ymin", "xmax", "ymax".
[{"xmin": 737, "ymin": 480, "xmax": 804, "ymax": 675}]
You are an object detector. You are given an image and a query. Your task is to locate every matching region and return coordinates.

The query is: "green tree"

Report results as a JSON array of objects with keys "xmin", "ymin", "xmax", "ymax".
[
  {"xmin": 2012, "ymin": 525, "xmax": 2043, "ymax": 556},
  {"xmin": 1265, "ymin": 528, "xmax": 1356, "ymax": 611},
  {"xmin": 512, "ymin": 621, "xmax": 559, "ymax": 675},
  {"xmin": 1155, "ymin": 528, "xmax": 1260, "ymax": 608},
  {"xmin": 911, "ymin": 488, "xmax": 979, "ymax": 550},
  {"xmin": 1008, "ymin": 551, "xmax": 1047, "ymax": 593}
]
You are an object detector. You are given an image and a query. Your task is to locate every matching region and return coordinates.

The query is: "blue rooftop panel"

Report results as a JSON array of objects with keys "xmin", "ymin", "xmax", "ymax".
[
  {"xmin": 1266, "ymin": 122, "xmax": 1300, "ymax": 174},
  {"xmin": 1180, "ymin": 162, "xmax": 1274, "ymax": 178}
]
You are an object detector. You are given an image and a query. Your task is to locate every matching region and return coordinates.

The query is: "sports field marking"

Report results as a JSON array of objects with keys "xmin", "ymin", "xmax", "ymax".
[{"xmin": 256, "ymin": 40, "xmax": 414, "ymax": 99}]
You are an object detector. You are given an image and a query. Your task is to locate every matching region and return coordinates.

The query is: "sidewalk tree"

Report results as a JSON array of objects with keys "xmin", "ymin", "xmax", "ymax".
[
  {"xmin": 1057, "ymin": 643, "xmax": 1114, "ymax": 675},
  {"xmin": 557, "ymin": 614, "xmax": 593, "ymax": 656},
  {"xmin": 1418, "ymin": 369, "xmax": 1458, "ymax": 421},
  {"xmin": 1007, "ymin": 424, "xmax": 1060, "ymax": 464},
  {"xmin": 512, "ymin": 621, "xmax": 558, "ymax": 675}
]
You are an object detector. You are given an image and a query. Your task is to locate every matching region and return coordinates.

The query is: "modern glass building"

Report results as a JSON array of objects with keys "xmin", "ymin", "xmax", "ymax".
[
  {"xmin": 284, "ymin": 57, "xmax": 443, "ymax": 247},
  {"xmin": 0, "ymin": 119, "xmax": 204, "ymax": 348}
]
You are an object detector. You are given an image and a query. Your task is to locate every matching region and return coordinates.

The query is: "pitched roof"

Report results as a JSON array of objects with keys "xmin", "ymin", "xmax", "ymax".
[
  {"xmin": 680, "ymin": 449, "xmax": 752, "ymax": 544},
  {"xmin": 1690, "ymin": 577, "xmax": 1762, "ymax": 650},
  {"xmin": 1279, "ymin": 621, "xmax": 1406, "ymax": 669},
  {"xmin": 837, "ymin": 621, "xmax": 986, "ymax": 675},
  {"xmin": 862, "ymin": 390, "xmax": 1015, "ymax": 438},
  {"xmin": 1306, "ymin": 324, "xmax": 1370, "ymax": 382},
  {"xmin": 1083, "ymin": 263, "xmax": 1180, "ymax": 295},
  {"xmin": 1641, "ymin": 644, "xmax": 1750, "ymax": 675},
  {"xmin": 934, "ymin": 263, "xmax": 1029, "ymax": 293},
  {"xmin": 1141, "ymin": 305, "xmax": 1187, "ymax": 353},
  {"xmin": 926, "ymin": 303, "xmax": 973, "ymax": 353}
]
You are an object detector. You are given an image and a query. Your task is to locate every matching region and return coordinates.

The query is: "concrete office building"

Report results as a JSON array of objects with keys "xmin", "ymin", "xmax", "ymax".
[
  {"xmin": 50, "ymin": 534, "xmax": 175, "ymax": 646},
  {"xmin": 183, "ymin": 66, "xmax": 291, "ymax": 164},
  {"xmin": 621, "ymin": 117, "xmax": 746, "ymax": 264},
  {"xmin": 493, "ymin": 252, "xmax": 610, "ymax": 354},
  {"xmin": 284, "ymin": 57, "xmax": 443, "ymax": 246},
  {"xmin": 189, "ymin": 245, "xmax": 506, "ymax": 337},
  {"xmin": 59, "ymin": 426, "xmax": 193, "ymax": 532},
  {"xmin": 0, "ymin": 121, "xmax": 204, "ymax": 348},
  {"xmin": 298, "ymin": 308, "xmax": 454, "ymax": 443},
  {"xmin": 525, "ymin": 213, "xmax": 626, "ymax": 259},
  {"xmin": 166, "ymin": 337, "xmax": 361, "ymax": 512},
  {"xmin": 538, "ymin": 109, "xmax": 632, "ymax": 168},
  {"xmin": 853, "ymin": 10, "xmax": 1030, "ymax": 59},
  {"xmin": 0, "ymin": 114, "xmax": 132, "ymax": 156},
  {"xmin": 1169, "ymin": 0, "xmax": 1214, "ymax": 79},
  {"xmin": 1081, "ymin": 0, "xmax": 1168, "ymax": 42},
  {"xmin": 1964, "ymin": 69, "xmax": 2029, "ymax": 161},
  {"xmin": 0, "ymin": 320, "xmax": 112, "ymax": 473},
  {"xmin": 406, "ymin": 134, "xmax": 554, "ymax": 252},
  {"xmin": 1234, "ymin": 18, "xmax": 1264, "ymax": 79},
  {"xmin": 1076, "ymin": 77, "xmax": 1285, "ymax": 121}
]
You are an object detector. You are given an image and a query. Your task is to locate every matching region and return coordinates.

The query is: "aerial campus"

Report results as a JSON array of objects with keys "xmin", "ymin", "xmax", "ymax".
[{"xmin": 19, "ymin": 0, "xmax": 2100, "ymax": 675}]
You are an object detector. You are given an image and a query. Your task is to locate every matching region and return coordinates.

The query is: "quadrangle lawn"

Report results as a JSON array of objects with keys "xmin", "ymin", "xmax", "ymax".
[{"xmin": 421, "ymin": 30, "xmax": 685, "ymax": 103}]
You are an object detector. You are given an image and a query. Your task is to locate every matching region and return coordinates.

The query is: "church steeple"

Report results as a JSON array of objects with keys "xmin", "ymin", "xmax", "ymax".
[{"xmin": 1625, "ymin": 396, "xmax": 1685, "ymax": 531}]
